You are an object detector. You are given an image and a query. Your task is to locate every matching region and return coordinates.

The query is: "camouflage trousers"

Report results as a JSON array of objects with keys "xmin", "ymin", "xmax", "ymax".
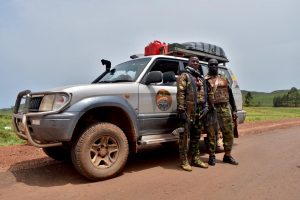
[
  {"xmin": 206, "ymin": 103, "xmax": 234, "ymax": 153},
  {"xmin": 179, "ymin": 108, "xmax": 204, "ymax": 158}
]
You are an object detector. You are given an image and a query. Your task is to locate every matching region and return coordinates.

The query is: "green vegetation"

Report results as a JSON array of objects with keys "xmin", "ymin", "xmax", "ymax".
[
  {"xmin": 242, "ymin": 88, "xmax": 300, "ymax": 107},
  {"xmin": 273, "ymin": 87, "xmax": 300, "ymax": 107},
  {"xmin": 0, "ymin": 108, "xmax": 13, "ymax": 115},
  {"xmin": 245, "ymin": 107, "xmax": 300, "ymax": 122},
  {"xmin": 242, "ymin": 90, "xmax": 290, "ymax": 107},
  {"xmin": 0, "ymin": 110, "xmax": 25, "ymax": 146},
  {"xmin": 244, "ymin": 92, "xmax": 253, "ymax": 107}
]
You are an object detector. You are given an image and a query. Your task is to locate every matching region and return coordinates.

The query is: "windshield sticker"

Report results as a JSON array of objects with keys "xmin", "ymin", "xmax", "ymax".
[{"xmin": 156, "ymin": 89, "xmax": 172, "ymax": 111}]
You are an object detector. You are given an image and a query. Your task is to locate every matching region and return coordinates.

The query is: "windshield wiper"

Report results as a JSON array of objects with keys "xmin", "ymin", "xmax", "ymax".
[
  {"xmin": 98, "ymin": 80, "xmax": 133, "ymax": 83},
  {"xmin": 98, "ymin": 80, "xmax": 113, "ymax": 83},
  {"xmin": 111, "ymin": 80, "xmax": 133, "ymax": 83}
]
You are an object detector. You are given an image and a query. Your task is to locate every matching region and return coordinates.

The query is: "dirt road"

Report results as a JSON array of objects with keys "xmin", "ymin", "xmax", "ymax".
[{"xmin": 1, "ymin": 124, "xmax": 300, "ymax": 200}]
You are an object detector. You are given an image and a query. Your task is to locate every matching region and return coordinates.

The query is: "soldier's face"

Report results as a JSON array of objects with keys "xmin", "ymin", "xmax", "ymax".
[
  {"xmin": 208, "ymin": 64, "xmax": 218, "ymax": 75},
  {"xmin": 189, "ymin": 57, "xmax": 200, "ymax": 70}
]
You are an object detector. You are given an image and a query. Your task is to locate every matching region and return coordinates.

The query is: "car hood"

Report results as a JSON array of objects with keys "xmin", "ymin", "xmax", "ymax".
[{"xmin": 44, "ymin": 83, "xmax": 139, "ymax": 104}]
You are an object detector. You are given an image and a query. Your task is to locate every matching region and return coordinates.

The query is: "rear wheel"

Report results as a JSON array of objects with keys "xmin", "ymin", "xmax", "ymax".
[
  {"xmin": 71, "ymin": 123, "xmax": 129, "ymax": 181},
  {"xmin": 42, "ymin": 146, "xmax": 71, "ymax": 161}
]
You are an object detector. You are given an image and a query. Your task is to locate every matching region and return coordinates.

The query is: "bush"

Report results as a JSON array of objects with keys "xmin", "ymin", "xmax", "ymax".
[
  {"xmin": 273, "ymin": 87, "xmax": 300, "ymax": 107},
  {"xmin": 0, "ymin": 114, "xmax": 25, "ymax": 146}
]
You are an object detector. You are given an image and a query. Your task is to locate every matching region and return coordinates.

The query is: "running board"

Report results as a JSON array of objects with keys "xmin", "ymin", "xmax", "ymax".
[{"xmin": 138, "ymin": 128, "xmax": 183, "ymax": 145}]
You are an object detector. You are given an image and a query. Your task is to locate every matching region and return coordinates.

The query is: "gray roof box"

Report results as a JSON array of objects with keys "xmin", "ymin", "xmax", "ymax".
[{"xmin": 168, "ymin": 42, "xmax": 229, "ymax": 63}]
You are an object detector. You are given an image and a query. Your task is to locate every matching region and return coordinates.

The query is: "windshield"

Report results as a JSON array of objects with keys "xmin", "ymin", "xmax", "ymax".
[{"xmin": 99, "ymin": 58, "xmax": 151, "ymax": 83}]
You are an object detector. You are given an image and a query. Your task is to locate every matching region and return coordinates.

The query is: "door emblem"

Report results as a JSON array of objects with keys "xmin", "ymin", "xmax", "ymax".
[{"xmin": 156, "ymin": 89, "xmax": 172, "ymax": 111}]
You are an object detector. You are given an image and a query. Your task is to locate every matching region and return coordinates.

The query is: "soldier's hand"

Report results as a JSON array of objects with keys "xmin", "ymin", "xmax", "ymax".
[
  {"xmin": 177, "ymin": 110, "xmax": 188, "ymax": 123},
  {"xmin": 202, "ymin": 106, "xmax": 209, "ymax": 116},
  {"xmin": 232, "ymin": 111, "xmax": 237, "ymax": 120}
]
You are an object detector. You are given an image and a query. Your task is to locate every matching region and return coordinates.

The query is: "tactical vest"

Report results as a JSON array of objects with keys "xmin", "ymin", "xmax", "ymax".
[
  {"xmin": 177, "ymin": 72, "xmax": 205, "ymax": 120},
  {"xmin": 196, "ymin": 77, "xmax": 206, "ymax": 104},
  {"xmin": 185, "ymin": 73, "xmax": 205, "ymax": 104},
  {"xmin": 207, "ymin": 75, "xmax": 229, "ymax": 104}
]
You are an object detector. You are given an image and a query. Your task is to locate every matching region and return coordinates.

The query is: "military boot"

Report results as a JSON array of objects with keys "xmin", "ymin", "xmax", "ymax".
[
  {"xmin": 223, "ymin": 155, "xmax": 239, "ymax": 165},
  {"xmin": 191, "ymin": 155, "xmax": 209, "ymax": 168},
  {"xmin": 208, "ymin": 154, "xmax": 216, "ymax": 166},
  {"xmin": 180, "ymin": 154, "xmax": 192, "ymax": 171}
]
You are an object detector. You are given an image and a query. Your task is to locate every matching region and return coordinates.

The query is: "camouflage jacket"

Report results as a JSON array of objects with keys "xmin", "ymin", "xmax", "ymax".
[{"xmin": 177, "ymin": 67, "xmax": 206, "ymax": 120}]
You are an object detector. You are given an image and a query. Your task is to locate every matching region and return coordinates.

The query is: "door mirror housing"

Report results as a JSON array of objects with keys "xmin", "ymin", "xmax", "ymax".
[{"xmin": 145, "ymin": 71, "xmax": 163, "ymax": 85}]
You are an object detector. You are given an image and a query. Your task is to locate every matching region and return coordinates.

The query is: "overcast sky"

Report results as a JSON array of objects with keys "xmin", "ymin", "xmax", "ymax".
[{"xmin": 1, "ymin": 0, "xmax": 299, "ymax": 108}]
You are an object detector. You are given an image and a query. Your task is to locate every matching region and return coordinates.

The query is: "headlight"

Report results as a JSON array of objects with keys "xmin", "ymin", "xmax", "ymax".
[{"xmin": 39, "ymin": 93, "xmax": 70, "ymax": 112}]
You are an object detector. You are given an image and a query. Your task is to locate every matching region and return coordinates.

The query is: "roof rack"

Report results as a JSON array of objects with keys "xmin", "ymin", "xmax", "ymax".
[{"xmin": 167, "ymin": 43, "xmax": 229, "ymax": 63}]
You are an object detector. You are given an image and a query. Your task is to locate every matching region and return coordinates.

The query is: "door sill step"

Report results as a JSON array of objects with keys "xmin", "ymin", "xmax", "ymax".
[{"xmin": 138, "ymin": 128, "xmax": 183, "ymax": 145}]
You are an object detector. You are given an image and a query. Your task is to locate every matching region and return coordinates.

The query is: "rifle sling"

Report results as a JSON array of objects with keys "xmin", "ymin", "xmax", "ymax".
[{"xmin": 186, "ymin": 73, "xmax": 198, "ymax": 112}]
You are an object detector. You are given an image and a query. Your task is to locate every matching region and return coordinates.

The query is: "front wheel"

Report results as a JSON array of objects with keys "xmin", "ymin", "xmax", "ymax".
[{"xmin": 71, "ymin": 123, "xmax": 129, "ymax": 181}]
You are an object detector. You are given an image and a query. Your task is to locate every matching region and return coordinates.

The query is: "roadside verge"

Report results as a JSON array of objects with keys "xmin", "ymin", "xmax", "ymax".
[{"xmin": 238, "ymin": 118, "xmax": 300, "ymax": 136}]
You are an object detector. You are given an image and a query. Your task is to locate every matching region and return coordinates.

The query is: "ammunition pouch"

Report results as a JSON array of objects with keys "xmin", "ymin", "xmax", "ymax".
[{"xmin": 214, "ymin": 86, "xmax": 229, "ymax": 104}]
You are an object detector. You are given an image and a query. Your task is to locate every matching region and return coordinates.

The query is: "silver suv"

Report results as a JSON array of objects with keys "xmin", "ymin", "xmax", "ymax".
[{"xmin": 12, "ymin": 49, "xmax": 246, "ymax": 181}]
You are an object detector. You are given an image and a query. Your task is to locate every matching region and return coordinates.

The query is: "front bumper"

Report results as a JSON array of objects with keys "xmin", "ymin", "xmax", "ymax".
[
  {"xmin": 237, "ymin": 110, "xmax": 247, "ymax": 124},
  {"xmin": 12, "ymin": 112, "xmax": 79, "ymax": 148}
]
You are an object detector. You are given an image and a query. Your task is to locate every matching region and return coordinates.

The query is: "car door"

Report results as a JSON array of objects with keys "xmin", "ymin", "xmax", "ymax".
[{"xmin": 138, "ymin": 58, "xmax": 180, "ymax": 135}]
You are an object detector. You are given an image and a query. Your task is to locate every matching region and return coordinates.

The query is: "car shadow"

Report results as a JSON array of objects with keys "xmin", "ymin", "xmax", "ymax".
[
  {"xmin": 7, "ymin": 141, "xmax": 217, "ymax": 187},
  {"xmin": 8, "ymin": 158, "xmax": 89, "ymax": 186}
]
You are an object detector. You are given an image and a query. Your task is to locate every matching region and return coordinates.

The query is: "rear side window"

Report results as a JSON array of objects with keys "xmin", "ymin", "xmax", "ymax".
[
  {"xmin": 218, "ymin": 68, "xmax": 233, "ymax": 86},
  {"xmin": 201, "ymin": 65, "xmax": 233, "ymax": 86},
  {"xmin": 183, "ymin": 61, "xmax": 205, "ymax": 75},
  {"xmin": 201, "ymin": 64, "xmax": 208, "ymax": 76}
]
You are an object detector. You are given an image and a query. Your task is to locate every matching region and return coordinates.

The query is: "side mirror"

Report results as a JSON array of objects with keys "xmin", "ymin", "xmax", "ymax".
[{"xmin": 145, "ymin": 71, "xmax": 163, "ymax": 85}]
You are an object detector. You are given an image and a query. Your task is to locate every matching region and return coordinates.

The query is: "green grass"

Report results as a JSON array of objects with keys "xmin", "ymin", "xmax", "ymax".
[
  {"xmin": 245, "ymin": 107, "xmax": 300, "ymax": 122},
  {"xmin": 0, "ymin": 111, "xmax": 25, "ymax": 146}
]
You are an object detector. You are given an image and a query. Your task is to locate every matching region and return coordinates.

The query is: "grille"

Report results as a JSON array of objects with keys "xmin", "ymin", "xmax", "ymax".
[{"xmin": 28, "ymin": 97, "xmax": 43, "ymax": 112}]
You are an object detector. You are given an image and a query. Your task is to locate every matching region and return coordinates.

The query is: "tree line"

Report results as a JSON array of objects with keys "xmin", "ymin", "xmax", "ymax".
[
  {"xmin": 244, "ymin": 87, "xmax": 300, "ymax": 107},
  {"xmin": 273, "ymin": 87, "xmax": 300, "ymax": 107}
]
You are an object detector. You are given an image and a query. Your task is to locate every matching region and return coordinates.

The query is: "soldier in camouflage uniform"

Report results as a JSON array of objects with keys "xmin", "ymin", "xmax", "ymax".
[
  {"xmin": 177, "ymin": 56, "xmax": 209, "ymax": 171},
  {"xmin": 205, "ymin": 58, "xmax": 239, "ymax": 166}
]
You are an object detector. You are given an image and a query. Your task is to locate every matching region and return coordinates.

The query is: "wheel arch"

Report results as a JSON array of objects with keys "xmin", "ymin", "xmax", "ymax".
[{"xmin": 69, "ymin": 96, "xmax": 139, "ymax": 153}]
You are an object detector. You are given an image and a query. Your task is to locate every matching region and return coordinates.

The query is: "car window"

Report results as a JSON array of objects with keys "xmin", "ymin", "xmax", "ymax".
[
  {"xmin": 148, "ymin": 59, "xmax": 180, "ymax": 85},
  {"xmin": 183, "ymin": 61, "xmax": 204, "ymax": 75},
  {"xmin": 150, "ymin": 59, "xmax": 180, "ymax": 74},
  {"xmin": 201, "ymin": 64, "xmax": 208, "ymax": 76},
  {"xmin": 218, "ymin": 68, "xmax": 233, "ymax": 86},
  {"xmin": 201, "ymin": 65, "xmax": 232, "ymax": 86}
]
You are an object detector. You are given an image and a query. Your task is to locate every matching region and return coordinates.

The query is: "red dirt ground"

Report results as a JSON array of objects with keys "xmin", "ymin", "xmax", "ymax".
[{"xmin": 1, "ymin": 118, "xmax": 300, "ymax": 171}]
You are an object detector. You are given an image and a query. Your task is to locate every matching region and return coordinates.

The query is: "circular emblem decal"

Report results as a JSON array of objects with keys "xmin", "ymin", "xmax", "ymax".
[{"xmin": 156, "ymin": 89, "xmax": 172, "ymax": 111}]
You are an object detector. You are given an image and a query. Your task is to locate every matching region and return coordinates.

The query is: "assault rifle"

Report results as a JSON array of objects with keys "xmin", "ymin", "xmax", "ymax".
[{"xmin": 233, "ymin": 112, "xmax": 239, "ymax": 138}]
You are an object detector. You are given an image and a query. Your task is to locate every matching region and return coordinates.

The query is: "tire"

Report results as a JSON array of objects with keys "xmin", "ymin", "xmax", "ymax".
[
  {"xmin": 71, "ymin": 123, "xmax": 129, "ymax": 181},
  {"xmin": 42, "ymin": 146, "xmax": 71, "ymax": 161}
]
